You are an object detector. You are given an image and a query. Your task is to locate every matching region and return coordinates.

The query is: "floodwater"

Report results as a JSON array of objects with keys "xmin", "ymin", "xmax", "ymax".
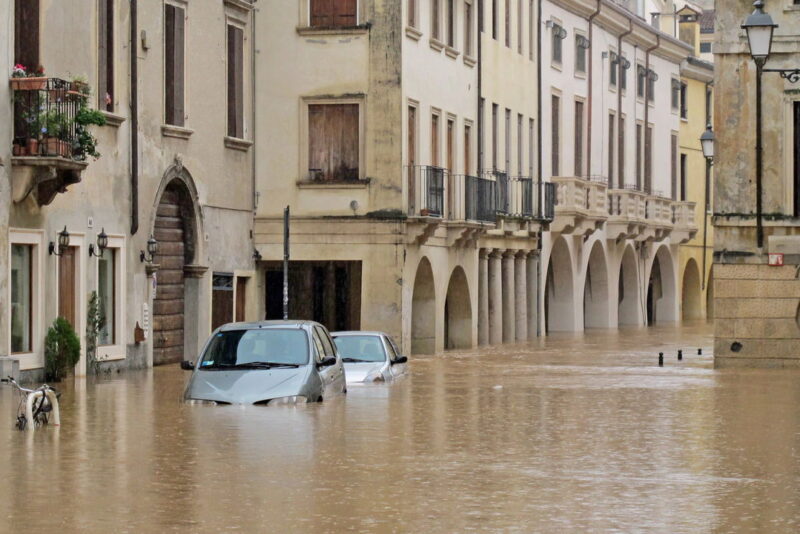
[{"xmin": 2, "ymin": 323, "xmax": 800, "ymax": 533}]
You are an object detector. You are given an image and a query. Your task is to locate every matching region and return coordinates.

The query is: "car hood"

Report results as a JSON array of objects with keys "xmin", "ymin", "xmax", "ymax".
[
  {"xmin": 343, "ymin": 362, "xmax": 387, "ymax": 383},
  {"xmin": 184, "ymin": 367, "xmax": 313, "ymax": 404}
]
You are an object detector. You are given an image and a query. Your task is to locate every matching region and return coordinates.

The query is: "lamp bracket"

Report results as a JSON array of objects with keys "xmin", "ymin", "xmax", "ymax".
[{"xmin": 763, "ymin": 68, "xmax": 800, "ymax": 84}]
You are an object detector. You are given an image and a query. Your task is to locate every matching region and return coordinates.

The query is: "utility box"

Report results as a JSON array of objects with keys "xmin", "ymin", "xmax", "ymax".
[{"xmin": 0, "ymin": 357, "xmax": 20, "ymax": 381}]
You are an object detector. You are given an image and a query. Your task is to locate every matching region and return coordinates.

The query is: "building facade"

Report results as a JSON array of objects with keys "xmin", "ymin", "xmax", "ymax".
[{"xmin": 714, "ymin": 1, "xmax": 800, "ymax": 367}]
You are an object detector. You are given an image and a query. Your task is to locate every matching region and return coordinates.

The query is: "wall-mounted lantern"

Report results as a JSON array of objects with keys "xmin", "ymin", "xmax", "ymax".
[
  {"xmin": 140, "ymin": 235, "xmax": 158, "ymax": 263},
  {"xmin": 48, "ymin": 226, "xmax": 70, "ymax": 256},
  {"xmin": 89, "ymin": 228, "xmax": 109, "ymax": 257}
]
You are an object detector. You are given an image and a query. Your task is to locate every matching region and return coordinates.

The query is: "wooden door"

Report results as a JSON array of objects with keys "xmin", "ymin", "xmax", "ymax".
[
  {"xmin": 235, "ymin": 277, "xmax": 247, "ymax": 322},
  {"xmin": 153, "ymin": 190, "xmax": 185, "ymax": 364},
  {"xmin": 58, "ymin": 247, "xmax": 76, "ymax": 327}
]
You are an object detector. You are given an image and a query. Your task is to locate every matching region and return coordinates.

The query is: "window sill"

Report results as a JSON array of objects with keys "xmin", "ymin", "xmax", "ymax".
[
  {"xmin": 463, "ymin": 55, "xmax": 477, "ymax": 68},
  {"xmin": 405, "ymin": 26, "xmax": 422, "ymax": 41},
  {"xmin": 97, "ymin": 344, "xmax": 126, "ymax": 362},
  {"xmin": 429, "ymin": 38, "xmax": 445, "ymax": 52},
  {"xmin": 162, "ymin": 124, "xmax": 194, "ymax": 139},
  {"xmin": 223, "ymin": 0, "xmax": 254, "ymax": 12},
  {"xmin": 574, "ymin": 71, "xmax": 586, "ymax": 80},
  {"xmin": 297, "ymin": 179, "xmax": 370, "ymax": 190},
  {"xmin": 550, "ymin": 61, "xmax": 562, "ymax": 72},
  {"xmin": 296, "ymin": 25, "xmax": 369, "ymax": 37},
  {"xmin": 100, "ymin": 110, "xmax": 126, "ymax": 128},
  {"xmin": 444, "ymin": 45, "xmax": 460, "ymax": 59},
  {"xmin": 224, "ymin": 136, "xmax": 253, "ymax": 151},
  {"xmin": 680, "ymin": 116, "xmax": 689, "ymax": 123}
]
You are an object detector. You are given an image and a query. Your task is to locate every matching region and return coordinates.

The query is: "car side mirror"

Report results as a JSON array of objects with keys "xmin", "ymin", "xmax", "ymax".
[
  {"xmin": 181, "ymin": 360, "xmax": 195, "ymax": 371},
  {"xmin": 317, "ymin": 356, "xmax": 337, "ymax": 368},
  {"xmin": 391, "ymin": 356, "xmax": 408, "ymax": 365}
]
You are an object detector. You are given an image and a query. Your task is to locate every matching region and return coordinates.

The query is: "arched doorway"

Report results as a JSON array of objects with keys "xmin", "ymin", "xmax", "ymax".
[
  {"xmin": 545, "ymin": 237, "xmax": 575, "ymax": 332},
  {"xmin": 411, "ymin": 257, "xmax": 436, "ymax": 354},
  {"xmin": 682, "ymin": 258, "xmax": 702, "ymax": 320},
  {"xmin": 583, "ymin": 241, "xmax": 609, "ymax": 329},
  {"xmin": 646, "ymin": 245, "xmax": 677, "ymax": 325},
  {"xmin": 152, "ymin": 179, "xmax": 197, "ymax": 365},
  {"xmin": 618, "ymin": 245, "xmax": 640, "ymax": 326},
  {"xmin": 444, "ymin": 266, "xmax": 472, "ymax": 349}
]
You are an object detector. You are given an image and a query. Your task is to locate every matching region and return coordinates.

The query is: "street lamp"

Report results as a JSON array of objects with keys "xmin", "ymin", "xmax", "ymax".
[
  {"xmin": 89, "ymin": 228, "xmax": 109, "ymax": 257},
  {"xmin": 700, "ymin": 124, "xmax": 714, "ymax": 290},
  {"xmin": 741, "ymin": 0, "xmax": 777, "ymax": 67},
  {"xmin": 48, "ymin": 226, "xmax": 70, "ymax": 256},
  {"xmin": 700, "ymin": 124, "xmax": 715, "ymax": 161},
  {"xmin": 139, "ymin": 234, "xmax": 158, "ymax": 263}
]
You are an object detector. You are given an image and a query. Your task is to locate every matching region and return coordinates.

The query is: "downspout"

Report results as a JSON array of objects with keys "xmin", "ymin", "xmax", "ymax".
[
  {"xmin": 616, "ymin": 20, "xmax": 633, "ymax": 190},
  {"xmin": 130, "ymin": 0, "xmax": 139, "ymax": 235},
  {"xmin": 477, "ymin": 0, "xmax": 483, "ymax": 174},
  {"xmin": 251, "ymin": 5, "xmax": 257, "ymax": 214},
  {"xmin": 643, "ymin": 35, "xmax": 659, "ymax": 194},
  {"xmin": 586, "ymin": 0, "xmax": 601, "ymax": 179},
  {"xmin": 536, "ymin": 0, "xmax": 542, "ymax": 337}
]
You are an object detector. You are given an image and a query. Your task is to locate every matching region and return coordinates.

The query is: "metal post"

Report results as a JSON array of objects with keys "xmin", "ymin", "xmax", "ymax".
[
  {"xmin": 283, "ymin": 206, "xmax": 290, "ymax": 320},
  {"xmin": 756, "ymin": 60, "xmax": 764, "ymax": 249},
  {"xmin": 702, "ymin": 157, "xmax": 710, "ymax": 290}
]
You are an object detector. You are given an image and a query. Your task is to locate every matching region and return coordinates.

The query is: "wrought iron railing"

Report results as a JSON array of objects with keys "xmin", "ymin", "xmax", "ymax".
[
  {"xmin": 463, "ymin": 174, "xmax": 496, "ymax": 223},
  {"xmin": 407, "ymin": 165, "xmax": 445, "ymax": 217},
  {"xmin": 481, "ymin": 170, "xmax": 509, "ymax": 215},
  {"xmin": 12, "ymin": 78, "xmax": 81, "ymax": 158}
]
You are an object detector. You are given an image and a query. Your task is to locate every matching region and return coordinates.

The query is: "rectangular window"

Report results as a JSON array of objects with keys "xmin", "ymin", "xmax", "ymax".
[
  {"xmin": 11, "ymin": 244, "xmax": 32, "ymax": 354},
  {"xmin": 432, "ymin": 113, "xmax": 440, "ymax": 167},
  {"xmin": 97, "ymin": 249, "xmax": 116, "ymax": 346},
  {"xmin": 505, "ymin": 108, "xmax": 511, "ymax": 172},
  {"xmin": 227, "ymin": 24, "xmax": 244, "ymax": 139},
  {"xmin": 671, "ymin": 80, "xmax": 680, "ymax": 110},
  {"xmin": 529, "ymin": 118, "xmax": 535, "ymax": 177},
  {"xmin": 671, "ymin": 134, "xmax": 678, "ymax": 200},
  {"xmin": 636, "ymin": 123, "xmax": 642, "ymax": 189},
  {"xmin": 645, "ymin": 125, "xmax": 653, "ymax": 193},
  {"xmin": 647, "ymin": 71, "xmax": 655, "ymax": 102},
  {"xmin": 575, "ymin": 36, "xmax": 586, "ymax": 74},
  {"xmin": 621, "ymin": 59, "xmax": 627, "ymax": 91},
  {"xmin": 574, "ymin": 101, "xmax": 584, "ymax": 177},
  {"xmin": 492, "ymin": 0, "xmax": 498, "ymax": 40},
  {"xmin": 699, "ymin": 42, "xmax": 711, "ymax": 54},
  {"xmin": 479, "ymin": 98, "xmax": 485, "ymax": 170},
  {"xmin": 14, "ymin": 0, "xmax": 40, "ymax": 72},
  {"xmin": 552, "ymin": 26, "xmax": 562, "ymax": 64},
  {"xmin": 608, "ymin": 113, "xmax": 615, "ymax": 187},
  {"xmin": 505, "ymin": 0, "xmax": 511, "ymax": 47},
  {"xmin": 492, "ymin": 103, "xmax": 498, "ymax": 169},
  {"xmin": 308, "ymin": 103, "xmax": 359, "ymax": 182},
  {"xmin": 517, "ymin": 0, "xmax": 523, "ymax": 54},
  {"xmin": 680, "ymin": 153, "xmax": 687, "ymax": 202},
  {"xmin": 98, "ymin": 0, "xmax": 114, "ymax": 112},
  {"xmin": 446, "ymin": 0, "xmax": 455, "ymax": 47},
  {"xmin": 310, "ymin": 0, "xmax": 357, "ymax": 27},
  {"xmin": 408, "ymin": 105, "xmax": 417, "ymax": 210},
  {"xmin": 529, "ymin": 0, "xmax": 534, "ymax": 61},
  {"xmin": 432, "ymin": 0, "xmax": 441, "ymax": 39},
  {"xmin": 610, "ymin": 54, "xmax": 617, "ymax": 86},
  {"xmin": 464, "ymin": 124, "xmax": 471, "ymax": 175},
  {"xmin": 164, "ymin": 3, "xmax": 185, "ymax": 127},
  {"xmin": 517, "ymin": 113, "xmax": 523, "ymax": 175},
  {"xmin": 447, "ymin": 118, "xmax": 455, "ymax": 172},
  {"xmin": 680, "ymin": 82, "xmax": 688, "ymax": 119},
  {"xmin": 618, "ymin": 116, "xmax": 625, "ymax": 186},
  {"xmin": 637, "ymin": 66, "xmax": 645, "ymax": 99},
  {"xmin": 552, "ymin": 95, "xmax": 560, "ymax": 176},
  {"xmin": 464, "ymin": 1, "xmax": 473, "ymax": 56},
  {"xmin": 408, "ymin": 0, "xmax": 416, "ymax": 27}
]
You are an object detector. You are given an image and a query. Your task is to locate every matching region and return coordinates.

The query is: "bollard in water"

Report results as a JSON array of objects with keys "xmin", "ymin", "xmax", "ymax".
[
  {"xmin": 678, "ymin": 349, "xmax": 683, "ymax": 361},
  {"xmin": 698, "ymin": 348, "xmax": 702, "ymax": 355},
  {"xmin": 658, "ymin": 352, "xmax": 664, "ymax": 367}
]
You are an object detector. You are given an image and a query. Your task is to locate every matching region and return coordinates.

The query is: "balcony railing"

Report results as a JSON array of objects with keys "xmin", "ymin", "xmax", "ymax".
[
  {"xmin": 407, "ymin": 165, "xmax": 445, "ymax": 217},
  {"xmin": 553, "ymin": 176, "xmax": 608, "ymax": 216},
  {"xmin": 671, "ymin": 200, "xmax": 696, "ymax": 228},
  {"xmin": 12, "ymin": 78, "xmax": 82, "ymax": 159},
  {"xmin": 462, "ymin": 174, "xmax": 496, "ymax": 223},
  {"xmin": 644, "ymin": 194, "xmax": 674, "ymax": 227},
  {"xmin": 481, "ymin": 170, "xmax": 509, "ymax": 215}
]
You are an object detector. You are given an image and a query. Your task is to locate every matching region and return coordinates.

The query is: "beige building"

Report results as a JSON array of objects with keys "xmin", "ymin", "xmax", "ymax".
[
  {"xmin": 713, "ymin": 1, "xmax": 800, "ymax": 367},
  {"xmin": 2, "ymin": 0, "xmax": 258, "ymax": 380}
]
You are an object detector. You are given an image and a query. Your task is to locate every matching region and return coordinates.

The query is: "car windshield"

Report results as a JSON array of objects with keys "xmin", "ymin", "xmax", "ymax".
[
  {"xmin": 199, "ymin": 329, "xmax": 309, "ymax": 368},
  {"xmin": 333, "ymin": 335, "xmax": 386, "ymax": 363}
]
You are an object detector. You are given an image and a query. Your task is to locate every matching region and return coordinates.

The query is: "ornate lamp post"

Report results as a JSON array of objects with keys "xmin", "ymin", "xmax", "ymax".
[{"xmin": 700, "ymin": 124, "xmax": 714, "ymax": 289}]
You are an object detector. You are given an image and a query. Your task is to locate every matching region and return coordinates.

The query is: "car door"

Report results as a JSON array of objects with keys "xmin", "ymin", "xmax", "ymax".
[
  {"xmin": 314, "ymin": 325, "xmax": 344, "ymax": 395},
  {"xmin": 384, "ymin": 335, "xmax": 406, "ymax": 378}
]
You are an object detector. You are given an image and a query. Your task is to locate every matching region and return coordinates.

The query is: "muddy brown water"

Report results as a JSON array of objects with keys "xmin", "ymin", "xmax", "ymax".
[{"xmin": 1, "ymin": 323, "xmax": 799, "ymax": 532}]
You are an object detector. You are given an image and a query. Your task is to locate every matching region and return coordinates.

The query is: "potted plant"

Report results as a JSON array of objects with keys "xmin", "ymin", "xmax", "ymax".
[
  {"xmin": 10, "ymin": 64, "xmax": 46, "ymax": 91},
  {"xmin": 69, "ymin": 74, "xmax": 90, "ymax": 97},
  {"xmin": 74, "ymin": 105, "xmax": 106, "ymax": 160},
  {"xmin": 40, "ymin": 109, "xmax": 72, "ymax": 157},
  {"xmin": 44, "ymin": 317, "xmax": 81, "ymax": 382}
]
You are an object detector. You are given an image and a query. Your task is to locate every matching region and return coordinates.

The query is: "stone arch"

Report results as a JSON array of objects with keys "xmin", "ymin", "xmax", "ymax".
[
  {"xmin": 444, "ymin": 266, "xmax": 472, "ymax": 349},
  {"xmin": 583, "ymin": 241, "xmax": 610, "ymax": 329},
  {"xmin": 618, "ymin": 244, "xmax": 641, "ymax": 326},
  {"xmin": 411, "ymin": 257, "xmax": 436, "ymax": 355},
  {"xmin": 545, "ymin": 237, "xmax": 575, "ymax": 332},
  {"xmin": 682, "ymin": 258, "xmax": 703, "ymax": 321},
  {"xmin": 646, "ymin": 245, "xmax": 677, "ymax": 325},
  {"xmin": 150, "ymin": 160, "xmax": 203, "ymax": 265}
]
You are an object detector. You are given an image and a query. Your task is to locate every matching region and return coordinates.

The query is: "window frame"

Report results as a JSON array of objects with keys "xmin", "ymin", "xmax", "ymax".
[
  {"xmin": 97, "ymin": 0, "xmax": 115, "ymax": 112},
  {"xmin": 308, "ymin": 0, "xmax": 359, "ymax": 28},
  {"xmin": 163, "ymin": 0, "xmax": 187, "ymax": 128},
  {"xmin": 574, "ymin": 32, "xmax": 588, "ymax": 76},
  {"xmin": 94, "ymin": 234, "xmax": 126, "ymax": 360},
  {"xmin": 301, "ymin": 96, "xmax": 366, "ymax": 183},
  {"xmin": 8, "ymin": 229, "xmax": 44, "ymax": 370},
  {"xmin": 226, "ymin": 19, "xmax": 247, "ymax": 140}
]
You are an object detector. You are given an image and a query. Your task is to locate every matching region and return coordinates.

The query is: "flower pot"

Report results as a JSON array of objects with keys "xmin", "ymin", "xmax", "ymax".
[
  {"xmin": 10, "ymin": 77, "xmax": 47, "ymax": 91},
  {"xmin": 26, "ymin": 138, "xmax": 39, "ymax": 156},
  {"xmin": 420, "ymin": 208, "xmax": 430, "ymax": 216},
  {"xmin": 12, "ymin": 144, "xmax": 24, "ymax": 156},
  {"xmin": 44, "ymin": 137, "xmax": 71, "ymax": 158}
]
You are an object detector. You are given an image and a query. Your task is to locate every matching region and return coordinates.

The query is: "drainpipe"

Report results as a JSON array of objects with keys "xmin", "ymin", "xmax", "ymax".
[
  {"xmin": 643, "ymin": 35, "xmax": 659, "ymax": 194},
  {"xmin": 251, "ymin": 3, "xmax": 258, "ymax": 225},
  {"xmin": 477, "ymin": 0, "xmax": 483, "ymax": 174},
  {"xmin": 616, "ymin": 20, "xmax": 633, "ymax": 190},
  {"xmin": 586, "ymin": 0, "xmax": 601, "ymax": 179},
  {"xmin": 536, "ymin": 0, "xmax": 543, "ymax": 336},
  {"xmin": 130, "ymin": 0, "xmax": 139, "ymax": 235}
]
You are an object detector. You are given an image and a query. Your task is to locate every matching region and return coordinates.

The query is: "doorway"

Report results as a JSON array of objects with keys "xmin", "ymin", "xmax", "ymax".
[{"xmin": 58, "ymin": 246, "xmax": 77, "ymax": 327}]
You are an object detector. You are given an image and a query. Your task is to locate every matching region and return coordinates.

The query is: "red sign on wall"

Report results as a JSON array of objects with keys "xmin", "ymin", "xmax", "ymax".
[{"xmin": 769, "ymin": 253, "xmax": 784, "ymax": 266}]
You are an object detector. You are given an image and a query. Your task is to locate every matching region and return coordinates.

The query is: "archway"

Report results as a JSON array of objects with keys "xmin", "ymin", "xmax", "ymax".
[
  {"xmin": 545, "ymin": 237, "xmax": 575, "ymax": 332},
  {"xmin": 444, "ymin": 267, "xmax": 472, "ymax": 349},
  {"xmin": 411, "ymin": 257, "xmax": 436, "ymax": 354},
  {"xmin": 646, "ymin": 245, "xmax": 677, "ymax": 325},
  {"xmin": 583, "ymin": 241, "xmax": 609, "ymax": 329},
  {"xmin": 152, "ymin": 178, "xmax": 197, "ymax": 365},
  {"xmin": 618, "ymin": 245, "xmax": 640, "ymax": 326},
  {"xmin": 682, "ymin": 258, "xmax": 702, "ymax": 320}
]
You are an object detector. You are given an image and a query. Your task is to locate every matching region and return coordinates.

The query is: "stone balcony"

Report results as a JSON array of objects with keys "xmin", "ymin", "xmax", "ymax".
[
  {"xmin": 550, "ymin": 176, "xmax": 608, "ymax": 236},
  {"xmin": 670, "ymin": 200, "xmax": 698, "ymax": 244},
  {"xmin": 638, "ymin": 194, "xmax": 675, "ymax": 242},
  {"xmin": 607, "ymin": 187, "xmax": 648, "ymax": 241}
]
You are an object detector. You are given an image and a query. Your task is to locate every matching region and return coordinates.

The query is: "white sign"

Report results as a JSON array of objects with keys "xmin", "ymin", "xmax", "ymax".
[
  {"xmin": 142, "ymin": 303, "xmax": 150, "ymax": 340},
  {"xmin": 769, "ymin": 253, "xmax": 784, "ymax": 267}
]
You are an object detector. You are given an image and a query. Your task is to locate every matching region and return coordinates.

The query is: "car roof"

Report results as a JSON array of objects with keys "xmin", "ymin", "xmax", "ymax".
[
  {"xmin": 330, "ymin": 331, "xmax": 388, "ymax": 337},
  {"xmin": 217, "ymin": 320, "xmax": 320, "ymax": 332}
]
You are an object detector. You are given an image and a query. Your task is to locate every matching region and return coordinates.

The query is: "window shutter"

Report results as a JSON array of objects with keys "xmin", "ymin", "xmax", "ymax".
[
  {"xmin": 311, "ymin": 0, "xmax": 333, "ymax": 27},
  {"xmin": 164, "ymin": 5, "xmax": 175, "ymax": 124},
  {"xmin": 98, "ymin": 0, "xmax": 108, "ymax": 109},
  {"xmin": 552, "ymin": 96, "xmax": 560, "ymax": 177},
  {"xmin": 173, "ymin": 6, "xmax": 185, "ymax": 126},
  {"xmin": 309, "ymin": 104, "xmax": 359, "ymax": 182},
  {"xmin": 334, "ymin": 0, "xmax": 357, "ymax": 27},
  {"xmin": 227, "ymin": 25, "xmax": 244, "ymax": 138}
]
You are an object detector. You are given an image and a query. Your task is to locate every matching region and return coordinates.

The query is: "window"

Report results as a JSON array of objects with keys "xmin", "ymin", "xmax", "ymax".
[
  {"xmin": 552, "ymin": 25, "xmax": 563, "ymax": 64},
  {"xmin": 637, "ymin": 66, "xmax": 646, "ymax": 99},
  {"xmin": 408, "ymin": 105, "xmax": 417, "ymax": 170},
  {"xmin": 574, "ymin": 36, "xmax": 587, "ymax": 74},
  {"xmin": 517, "ymin": 0, "xmax": 523, "ymax": 54},
  {"xmin": 552, "ymin": 95, "xmax": 560, "ymax": 176},
  {"xmin": 408, "ymin": 0, "xmax": 416, "ymax": 27},
  {"xmin": 432, "ymin": 0, "xmax": 441, "ymax": 40},
  {"xmin": 671, "ymin": 134, "xmax": 678, "ymax": 200},
  {"xmin": 505, "ymin": 0, "xmax": 511, "ymax": 47},
  {"xmin": 610, "ymin": 53, "xmax": 617, "ymax": 87},
  {"xmin": 432, "ymin": 113, "xmax": 440, "ymax": 167},
  {"xmin": 97, "ymin": 249, "xmax": 116, "ymax": 346},
  {"xmin": 647, "ymin": 70, "xmax": 655, "ymax": 102},
  {"xmin": 636, "ymin": 123, "xmax": 642, "ymax": 189},
  {"xmin": 574, "ymin": 101, "xmax": 584, "ymax": 177},
  {"xmin": 479, "ymin": 98, "xmax": 485, "ymax": 170},
  {"xmin": 529, "ymin": 0, "xmax": 534, "ymax": 61},
  {"xmin": 308, "ymin": 103, "xmax": 359, "ymax": 182},
  {"xmin": 680, "ymin": 82, "xmax": 688, "ymax": 119},
  {"xmin": 11, "ymin": 244, "xmax": 32, "ymax": 354},
  {"xmin": 310, "ymin": 0, "xmax": 357, "ymax": 27},
  {"xmin": 608, "ymin": 113, "xmax": 615, "ymax": 187},
  {"xmin": 446, "ymin": 0, "xmax": 455, "ymax": 47},
  {"xmin": 505, "ymin": 108, "xmax": 511, "ymax": 173},
  {"xmin": 14, "ymin": 0, "xmax": 40, "ymax": 72},
  {"xmin": 98, "ymin": 0, "xmax": 114, "ymax": 112},
  {"xmin": 529, "ymin": 118, "xmax": 535, "ymax": 177},
  {"xmin": 645, "ymin": 125, "xmax": 653, "ymax": 193},
  {"xmin": 620, "ymin": 59, "xmax": 628, "ymax": 90},
  {"xmin": 517, "ymin": 114, "xmax": 523, "ymax": 175},
  {"xmin": 227, "ymin": 24, "xmax": 245, "ymax": 138},
  {"xmin": 464, "ymin": 123, "xmax": 472, "ymax": 175},
  {"xmin": 164, "ymin": 3, "xmax": 185, "ymax": 127},
  {"xmin": 671, "ymin": 80, "xmax": 680, "ymax": 110},
  {"xmin": 447, "ymin": 118, "xmax": 455, "ymax": 172},
  {"xmin": 699, "ymin": 42, "xmax": 711, "ymax": 54},
  {"xmin": 618, "ymin": 116, "xmax": 625, "ymax": 186},
  {"xmin": 492, "ymin": 0, "xmax": 498, "ymax": 40},
  {"xmin": 492, "ymin": 103, "xmax": 498, "ymax": 169},
  {"xmin": 464, "ymin": 1, "xmax": 473, "ymax": 56},
  {"xmin": 680, "ymin": 153, "xmax": 687, "ymax": 202},
  {"xmin": 314, "ymin": 326, "xmax": 336, "ymax": 358}
]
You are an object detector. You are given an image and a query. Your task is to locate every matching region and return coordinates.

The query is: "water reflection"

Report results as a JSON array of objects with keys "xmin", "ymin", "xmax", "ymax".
[{"xmin": 1, "ymin": 323, "xmax": 800, "ymax": 531}]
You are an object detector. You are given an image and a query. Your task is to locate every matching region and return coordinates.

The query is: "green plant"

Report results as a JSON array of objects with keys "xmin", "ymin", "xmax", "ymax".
[
  {"xmin": 44, "ymin": 317, "xmax": 81, "ymax": 382},
  {"xmin": 74, "ymin": 106, "xmax": 106, "ymax": 160},
  {"xmin": 39, "ymin": 108, "xmax": 71, "ymax": 139},
  {"xmin": 86, "ymin": 291, "xmax": 107, "ymax": 375}
]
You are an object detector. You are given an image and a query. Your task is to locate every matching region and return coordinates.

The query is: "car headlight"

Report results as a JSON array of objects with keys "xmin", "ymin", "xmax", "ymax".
[
  {"xmin": 266, "ymin": 395, "xmax": 307, "ymax": 406},
  {"xmin": 364, "ymin": 371, "xmax": 385, "ymax": 383},
  {"xmin": 186, "ymin": 399, "xmax": 218, "ymax": 406}
]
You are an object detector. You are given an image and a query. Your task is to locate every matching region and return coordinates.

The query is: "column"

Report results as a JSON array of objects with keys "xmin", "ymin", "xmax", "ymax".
[
  {"xmin": 478, "ymin": 249, "xmax": 490, "ymax": 345},
  {"xmin": 488, "ymin": 250, "xmax": 503, "ymax": 345},
  {"xmin": 502, "ymin": 250, "xmax": 516, "ymax": 343},
  {"xmin": 527, "ymin": 251, "xmax": 539, "ymax": 340},
  {"xmin": 515, "ymin": 251, "xmax": 528, "ymax": 341}
]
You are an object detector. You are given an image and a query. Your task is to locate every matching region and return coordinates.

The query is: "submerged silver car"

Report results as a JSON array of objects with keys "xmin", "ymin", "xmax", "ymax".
[
  {"xmin": 182, "ymin": 321, "xmax": 346, "ymax": 405},
  {"xmin": 331, "ymin": 331, "xmax": 407, "ymax": 384}
]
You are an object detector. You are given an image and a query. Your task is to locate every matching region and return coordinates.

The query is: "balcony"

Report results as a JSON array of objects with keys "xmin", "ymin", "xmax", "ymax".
[
  {"xmin": 670, "ymin": 200, "xmax": 698, "ymax": 244},
  {"xmin": 607, "ymin": 186, "xmax": 647, "ymax": 241},
  {"xmin": 639, "ymin": 193, "xmax": 674, "ymax": 242},
  {"xmin": 10, "ymin": 77, "xmax": 90, "ymax": 206},
  {"xmin": 550, "ymin": 176, "xmax": 608, "ymax": 235}
]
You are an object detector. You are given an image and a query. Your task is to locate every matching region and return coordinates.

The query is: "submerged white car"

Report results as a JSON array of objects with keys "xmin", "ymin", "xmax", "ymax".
[{"xmin": 331, "ymin": 331, "xmax": 407, "ymax": 384}]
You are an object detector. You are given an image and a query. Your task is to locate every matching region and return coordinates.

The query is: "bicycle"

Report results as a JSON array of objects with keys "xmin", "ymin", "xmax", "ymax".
[{"xmin": 1, "ymin": 376, "xmax": 61, "ymax": 430}]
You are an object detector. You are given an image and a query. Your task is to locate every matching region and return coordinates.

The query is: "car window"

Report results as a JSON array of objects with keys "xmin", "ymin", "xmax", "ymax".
[
  {"xmin": 199, "ymin": 329, "xmax": 309, "ymax": 367},
  {"xmin": 314, "ymin": 326, "xmax": 335, "ymax": 358},
  {"xmin": 334, "ymin": 335, "xmax": 386, "ymax": 362},
  {"xmin": 311, "ymin": 329, "xmax": 326, "ymax": 363},
  {"xmin": 387, "ymin": 336, "xmax": 402, "ymax": 357},
  {"xmin": 384, "ymin": 336, "xmax": 397, "ymax": 359}
]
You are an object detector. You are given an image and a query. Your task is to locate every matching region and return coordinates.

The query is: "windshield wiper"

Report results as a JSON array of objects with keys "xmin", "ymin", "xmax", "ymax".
[
  {"xmin": 342, "ymin": 357, "xmax": 374, "ymax": 363},
  {"xmin": 234, "ymin": 361, "xmax": 301, "ymax": 369},
  {"xmin": 198, "ymin": 363, "xmax": 238, "ymax": 371}
]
